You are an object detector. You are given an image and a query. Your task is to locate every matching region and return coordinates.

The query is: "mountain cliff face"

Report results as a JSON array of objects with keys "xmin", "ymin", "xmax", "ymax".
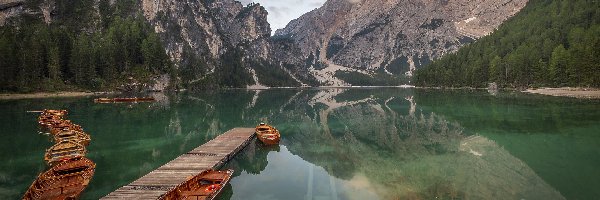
[
  {"xmin": 129, "ymin": 0, "xmax": 317, "ymax": 88},
  {"xmin": 1, "ymin": 0, "xmax": 529, "ymax": 89},
  {"xmin": 140, "ymin": 0, "xmax": 269, "ymax": 64},
  {"xmin": 0, "ymin": 0, "xmax": 306, "ymax": 90},
  {"xmin": 139, "ymin": 0, "xmax": 277, "ymax": 88},
  {"xmin": 275, "ymin": 0, "xmax": 528, "ymax": 85}
]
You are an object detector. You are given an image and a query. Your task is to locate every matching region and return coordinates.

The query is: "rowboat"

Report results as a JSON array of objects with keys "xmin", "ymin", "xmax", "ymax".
[
  {"xmin": 41, "ymin": 109, "xmax": 68, "ymax": 117},
  {"xmin": 40, "ymin": 120, "xmax": 82, "ymax": 135},
  {"xmin": 94, "ymin": 97, "xmax": 155, "ymax": 103},
  {"xmin": 44, "ymin": 140, "xmax": 87, "ymax": 166},
  {"xmin": 255, "ymin": 123, "xmax": 281, "ymax": 145},
  {"xmin": 53, "ymin": 130, "xmax": 91, "ymax": 146},
  {"xmin": 22, "ymin": 157, "xmax": 95, "ymax": 200},
  {"xmin": 160, "ymin": 169, "xmax": 233, "ymax": 200},
  {"xmin": 37, "ymin": 109, "xmax": 67, "ymax": 123},
  {"xmin": 49, "ymin": 122, "xmax": 84, "ymax": 136},
  {"xmin": 38, "ymin": 117, "xmax": 63, "ymax": 127}
]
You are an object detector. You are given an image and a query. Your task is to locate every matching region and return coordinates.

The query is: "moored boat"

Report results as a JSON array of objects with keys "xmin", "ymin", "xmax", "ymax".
[
  {"xmin": 22, "ymin": 157, "xmax": 95, "ymax": 200},
  {"xmin": 255, "ymin": 123, "xmax": 281, "ymax": 145},
  {"xmin": 44, "ymin": 140, "xmax": 87, "ymax": 166},
  {"xmin": 41, "ymin": 109, "xmax": 68, "ymax": 117},
  {"xmin": 160, "ymin": 169, "xmax": 233, "ymax": 200},
  {"xmin": 94, "ymin": 97, "xmax": 155, "ymax": 103},
  {"xmin": 52, "ymin": 130, "xmax": 91, "ymax": 146},
  {"xmin": 40, "ymin": 120, "xmax": 82, "ymax": 135},
  {"xmin": 49, "ymin": 122, "xmax": 84, "ymax": 136}
]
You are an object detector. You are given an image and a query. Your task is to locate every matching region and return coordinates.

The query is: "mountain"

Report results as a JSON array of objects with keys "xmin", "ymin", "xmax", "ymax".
[
  {"xmin": 274, "ymin": 0, "xmax": 528, "ymax": 86},
  {"xmin": 0, "ymin": 0, "xmax": 175, "ymax": 92},
  {"xmin": 0, "ymin": 0, "xmax": 306, "ymax": 92},
  {"xmin": 414, "ymin": 0, "xmax": 600, "ymax": 88},
  {"xmin": 139, "ymin": 0, "xmax": 304, "ymax": 89},
  {"xmin": 1, "ymin": 0, "xmax": 532, "ymax": 91}
]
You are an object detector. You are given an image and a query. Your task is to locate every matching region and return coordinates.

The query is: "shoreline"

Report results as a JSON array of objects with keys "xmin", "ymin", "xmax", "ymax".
[
  {"xmin": 0, "ymin": 92, "xmax": 111, "ymax": 100},
  {"xmin": 3, "ymin": 87, "xmax": 598, "ymax": 100},
  {"xmin": 523, "ymin": 87, "xmax": 600, "ymax": 99}
]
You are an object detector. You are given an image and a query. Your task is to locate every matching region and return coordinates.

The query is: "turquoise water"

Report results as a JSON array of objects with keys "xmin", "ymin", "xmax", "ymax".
[{"xmin": 0, "ymin": 88, "xmax": 598, "ymax": 199}]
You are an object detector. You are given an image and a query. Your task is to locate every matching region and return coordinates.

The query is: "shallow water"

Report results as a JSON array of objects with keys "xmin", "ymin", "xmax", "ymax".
[{"xmin": 0, "ymin": 88, "xmax": 598, "ymax": 199}]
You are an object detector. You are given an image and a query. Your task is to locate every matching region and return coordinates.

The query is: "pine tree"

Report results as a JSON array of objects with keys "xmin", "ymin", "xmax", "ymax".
[
  {"xmin": 414, "ymin": 0, "xmax": 600, "ymax": 88},
  {"xmin": 142, "ymin": 32, "xmax": 167, "ymax": 73},
  {"xmin": 489, "ymin": 56, "xmax": 503, "ymax": 84},
  {"xmin": 47, "ymin": 43, "xmax": 61, "ymax": 81},
  {"xmin": 549, "ymin": 45, "xmax": 569, "ymax": 87},
  {"xmin": 69, "ymin": 35, "xmax": 96, "ymax": 87},
  {"xmin": 0, "ymin": 28, "xmax": 19, "ymax": 90}
]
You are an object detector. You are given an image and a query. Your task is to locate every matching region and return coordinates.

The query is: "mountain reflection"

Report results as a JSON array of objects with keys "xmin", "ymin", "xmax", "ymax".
[
  {"xmin": 194, "ymin": 88, "xmax": 564, "ymax": 200},
  {"xmin": 0, "ymin": 89, "xmax": 567, "ymax": 199}
]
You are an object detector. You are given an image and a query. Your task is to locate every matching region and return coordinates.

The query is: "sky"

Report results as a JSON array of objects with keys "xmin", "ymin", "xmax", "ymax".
[{"xmin": 238, "ymin": 0, "xmax": 327, "ymax": 34}]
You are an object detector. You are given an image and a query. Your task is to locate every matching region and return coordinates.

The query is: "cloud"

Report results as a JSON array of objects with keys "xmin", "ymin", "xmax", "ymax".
[
  {"xmin": 238, "ymin": 0, "xmax": 254, "ymax": 5},
  {"xmin": 236, "ymin": 0, "xmax": 327, "ymax": 34}
]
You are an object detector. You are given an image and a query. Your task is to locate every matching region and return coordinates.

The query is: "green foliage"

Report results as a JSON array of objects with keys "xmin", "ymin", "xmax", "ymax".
[
  {"xmin": 335, "ymin": 71, "xmax": 409, "ymax": 86},
  {"xmin": 313, "ymin": 61, "xmax": 328, "ymax": 70},
  {"xmin": 250, "ymin": 59, "xmax": 301, "ymax": 87},
  {"xmin": 326, "ymin": 35, "xmax": 344, "ymax": 59},
  {"xmin": 385, "ymin": 56, "xmax": 411, "ymax": 75},
  {"xmin": 236, "ymin": 3, "xmax": 261, "ymax": 19},
  {"xmin": 414, "ymin": 0, "xmax": 600, "ymax": 88},
  {"xmin": 179, "ymin": 47, "xmax": 213, "ymax": 89},
  {"xmin": 0, "ymin": 4, "xmax": 171, "ymax": 92},
  {"xmin": 54, "ymin": 0, "xmax": 96, "ymax": 30},
  {"xmin": 217, "ymin": 47, "xmax": 254, "ymax": 88}
]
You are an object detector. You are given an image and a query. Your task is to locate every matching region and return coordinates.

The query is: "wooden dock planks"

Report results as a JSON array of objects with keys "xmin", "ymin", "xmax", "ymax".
[{"xmin": 101, "ymin": 127, "xmax": 255, "ymax": 199}]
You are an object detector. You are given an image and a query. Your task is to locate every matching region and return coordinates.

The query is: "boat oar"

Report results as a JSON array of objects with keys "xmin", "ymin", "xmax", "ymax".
[{"xmin": 26, "ymin": 110, "xmax": 44, "ymax": 113}]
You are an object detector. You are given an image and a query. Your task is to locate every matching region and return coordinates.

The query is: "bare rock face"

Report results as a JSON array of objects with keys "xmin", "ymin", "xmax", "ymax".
[
  {"xmin": 141, "ymin": 0, "xmax": 271, "ymax": 67},
  {"xmin": 0, "ymin": 0, "xmax": 24, "ymax": 25},
  {"xmin": 275, "ymin": 0, "xmax": 528, "ymax": 82},
  {"xmin": 0, "ymin": 0, "xmax": 55, "ymax": 25},
  {"xmin": 1, "ymin": 0, "xmax": 276, "ymax": 88},
  {"xmin": 1, "ymin": 0, "xmax": 529, "ymax": 87}
]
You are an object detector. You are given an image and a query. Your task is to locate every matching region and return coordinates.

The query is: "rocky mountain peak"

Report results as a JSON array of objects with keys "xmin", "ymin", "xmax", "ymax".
[
  {"xmin": 1, "ymin": 0, "xmax": 530, "ymax": 88},
  {"xmin": 141, "ymin": 0, "xmax": 271, "ymax": 64},
  {"xmin": 275, "ymin": 0, "xmax": 528, "ymax": 85}
]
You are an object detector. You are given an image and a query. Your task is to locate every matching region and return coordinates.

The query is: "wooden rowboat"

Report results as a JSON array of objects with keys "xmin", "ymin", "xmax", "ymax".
[
  {"xmin": 41, "ymin": 109, "xmax": 68, "ymax": 117},
  {"xmin": 255, "ymin": 123, "xmax": 281, "ymax": 145},
  {"xmin": 53, "ymin": 130, "xmax": 91, "ymax": 146},
  {"xmin": 40, "ymin": 120, "xmax": 83, "ymax": 135},
  {"xmin": 38, "ymin": 117, "xmax": 63, "ymax": 127},
  {"xmin": 22, "ymin": 157, "xmax": 95, "ymax": 200},
  {"xmin": 94, "ymin": 97, "xmax": 155, "ymax": 103},
  {"xmin": 160, "ymin": 169, "xmax": 233, "ymax": 200},
  {"xmin": 49, "ymin": 123, "xmax": 84, "ymax": 136},
  {"xmin": 37, "ymin": 109, "xmax": 67, "ymax": 125},
  {"xmin": 44, "ymin": 140, "xmax": 87, "ymax": 166}
]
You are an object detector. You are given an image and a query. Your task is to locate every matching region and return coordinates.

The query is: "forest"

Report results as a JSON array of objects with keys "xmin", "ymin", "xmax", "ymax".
[
  {"xmin": 413, "ymin": 0, "xmax": 600, "ymax": 88},
  {"xmin": 0, "ymin": 0, "xmax": 171, "ymax": 92}
]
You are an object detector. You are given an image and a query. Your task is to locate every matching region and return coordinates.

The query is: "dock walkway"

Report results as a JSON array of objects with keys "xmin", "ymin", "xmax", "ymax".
[{"xmin": 102, "ymin": 128, "xmax": 255, "ymax": 199}]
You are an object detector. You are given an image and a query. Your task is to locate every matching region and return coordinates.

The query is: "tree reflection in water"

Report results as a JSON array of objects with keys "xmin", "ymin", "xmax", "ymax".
[
  {"xmin": 0, "ymin": 88, "xmax": 576, "ymax": 199},
  {"xmin": 215, "ymin": 88, "xmax": 563, "ymax": 200}
]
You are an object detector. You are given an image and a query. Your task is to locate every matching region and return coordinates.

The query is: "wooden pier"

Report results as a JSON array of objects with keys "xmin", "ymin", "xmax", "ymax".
[{"xmin": 101, "ymin": 128, "xmax": 255, "ymax": 199}]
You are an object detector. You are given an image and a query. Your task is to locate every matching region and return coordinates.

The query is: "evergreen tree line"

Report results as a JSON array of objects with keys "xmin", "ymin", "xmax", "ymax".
[
  {"xmin": 0, "ymin": 1, "xmax": 171, "ymax": 92},
  {"xmin": 414, "ymin": 0, "xmax": 600, "ymax": 88}
]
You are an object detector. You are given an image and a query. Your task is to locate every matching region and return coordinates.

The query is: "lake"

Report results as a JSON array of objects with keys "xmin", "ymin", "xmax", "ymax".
[{"xmin": 0, "ymin": 88, "xmax": 598, "ymax": 199}]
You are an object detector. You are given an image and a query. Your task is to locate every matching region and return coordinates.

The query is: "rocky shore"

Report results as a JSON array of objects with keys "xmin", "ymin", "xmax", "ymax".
[{"xmin": 524, "ymin": 87, "xmax": 600, "ymax": 99}]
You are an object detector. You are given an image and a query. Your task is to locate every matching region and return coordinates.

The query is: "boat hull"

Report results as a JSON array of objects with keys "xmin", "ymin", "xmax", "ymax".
[
  {"xmin": 44, "ymin": 141, "xmax": 87, "ymax": 166},
  {"xmin": 160, "ymin": 169, "xmax": 233, "ymax": 200},
  {"xmin": 23, "ymin": 157, "xmax": 95, "ymax": 200},
  {"xmin": 94, "ymin": 97, "xmax": 155, "ymax": 103},
  {"xmin": 255, "ymin": 124, "xmax": 281, "ymax": 145}
]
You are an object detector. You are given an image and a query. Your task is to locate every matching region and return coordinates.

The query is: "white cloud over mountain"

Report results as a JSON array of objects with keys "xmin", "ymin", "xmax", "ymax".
[{"xmin": 238, "ymin": 0, "xmax": 326, "ymax": 34}]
